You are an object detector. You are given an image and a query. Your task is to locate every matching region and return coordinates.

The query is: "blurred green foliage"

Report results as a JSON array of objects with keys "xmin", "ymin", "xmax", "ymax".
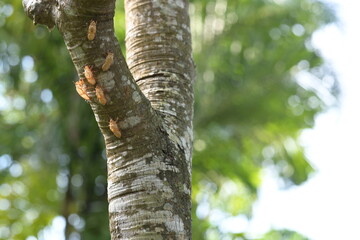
[{"xmin": 0, "ymin": 0, "xmax": 336, "ymax": 239}]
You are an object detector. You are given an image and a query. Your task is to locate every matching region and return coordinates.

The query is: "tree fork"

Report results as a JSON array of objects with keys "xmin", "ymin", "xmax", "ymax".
[{"xmin": 23, "ymin": 0, "xmax": 194, "ymax": 239}]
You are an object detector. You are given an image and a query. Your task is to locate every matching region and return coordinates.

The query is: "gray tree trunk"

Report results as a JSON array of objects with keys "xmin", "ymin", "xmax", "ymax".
[{"xmin": 23, "ymin": 0, "xmax": 194, "ymax": 239}]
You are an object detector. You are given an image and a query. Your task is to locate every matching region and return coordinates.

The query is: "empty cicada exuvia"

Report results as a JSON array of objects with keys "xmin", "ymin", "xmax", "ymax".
[
  {"xmin": 96, "ymin": 85, "xmax": 107, "ymax": 105},
  {"xmin": 84, "ymin": 65, "xmax": 96, "ymax": 85},
  {"xmin": 102, "ymin": 51, "xmax": 114, "ymax": 71},
  {"xmin": 109, "ymin": 118, "xmax": 121, "ymax": 138},
  {"xmin": 87, "ymin": 20, "xmax": 96, "ymax": 41},
  {"xmin": 75, "ymin": 79, "xmax": 90, "ymax": 101}
]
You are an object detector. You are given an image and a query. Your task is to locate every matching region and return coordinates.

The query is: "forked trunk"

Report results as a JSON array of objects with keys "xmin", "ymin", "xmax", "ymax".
[{"xmin": 23, "ymin": 0, "xmax": 194, "ymax": 239}]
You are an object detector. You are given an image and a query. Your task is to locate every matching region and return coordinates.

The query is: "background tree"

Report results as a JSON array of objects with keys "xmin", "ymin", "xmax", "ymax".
[{"xmin": 0, "ymin": 0, "xmax": 336, "ymax": 239}]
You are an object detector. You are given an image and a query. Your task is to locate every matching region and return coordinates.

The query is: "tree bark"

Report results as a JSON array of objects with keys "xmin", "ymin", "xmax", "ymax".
[{"xmin": 23, "ymin": 0, "xmax": 194, "ymax": 239}]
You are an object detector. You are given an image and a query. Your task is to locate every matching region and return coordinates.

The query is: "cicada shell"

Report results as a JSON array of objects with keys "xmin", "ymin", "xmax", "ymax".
[
  {"xmin": 102, "ymin": 51, "xmax": 114, "ymax": 71},
  {"xmin": 75, "ymin": 79, "xmax": 90, "ymax": 101},
  {"xmin": 84, "ymin": 65, "xmax": 96, "ymax": 85},
  {"xmin": 87, "ymin": 20, "xmax": 96, "ymax": 41},
  {"xmin": 96, "ymin": 85, "xmax": 107, "ymax": 105},
  {"xmin": 109, "ymin": 118, "xmax": 121, "ymax": 138}
]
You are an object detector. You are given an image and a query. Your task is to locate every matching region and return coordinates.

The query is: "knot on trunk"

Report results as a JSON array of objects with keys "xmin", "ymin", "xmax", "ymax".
[{"xmin": 23, "ymin": 0, "xmax": 57, "ymax": 29}]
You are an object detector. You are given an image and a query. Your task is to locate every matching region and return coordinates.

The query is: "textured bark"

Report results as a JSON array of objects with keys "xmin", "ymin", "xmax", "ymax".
[
  {"xmin": 23, "ymin": 0, "xmax": 194, "ymax": 239},
  {"xmin": 124, "ymin": 0, "xmax": 194, "ymax": 171}
]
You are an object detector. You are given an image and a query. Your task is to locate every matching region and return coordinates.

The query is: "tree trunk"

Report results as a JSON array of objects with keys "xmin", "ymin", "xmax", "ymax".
[{"xmin": 23, "ymin": 0, "xmax": 194, "ymax": 239}]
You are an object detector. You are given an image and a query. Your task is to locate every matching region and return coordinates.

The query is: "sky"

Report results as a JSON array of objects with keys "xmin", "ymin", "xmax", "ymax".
[{"xmin": 247, "ymin": 0, "xmax": 360, "ymax": 239}]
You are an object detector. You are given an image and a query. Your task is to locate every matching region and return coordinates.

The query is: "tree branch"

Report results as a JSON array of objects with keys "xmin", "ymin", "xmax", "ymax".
[
  {"xmin": 125, "ymin": 0, "xmax": 195, "ymax": 172},
  {"xmin": 23, "ymin": 0, "xmax": 158, "ymax": 141}
]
